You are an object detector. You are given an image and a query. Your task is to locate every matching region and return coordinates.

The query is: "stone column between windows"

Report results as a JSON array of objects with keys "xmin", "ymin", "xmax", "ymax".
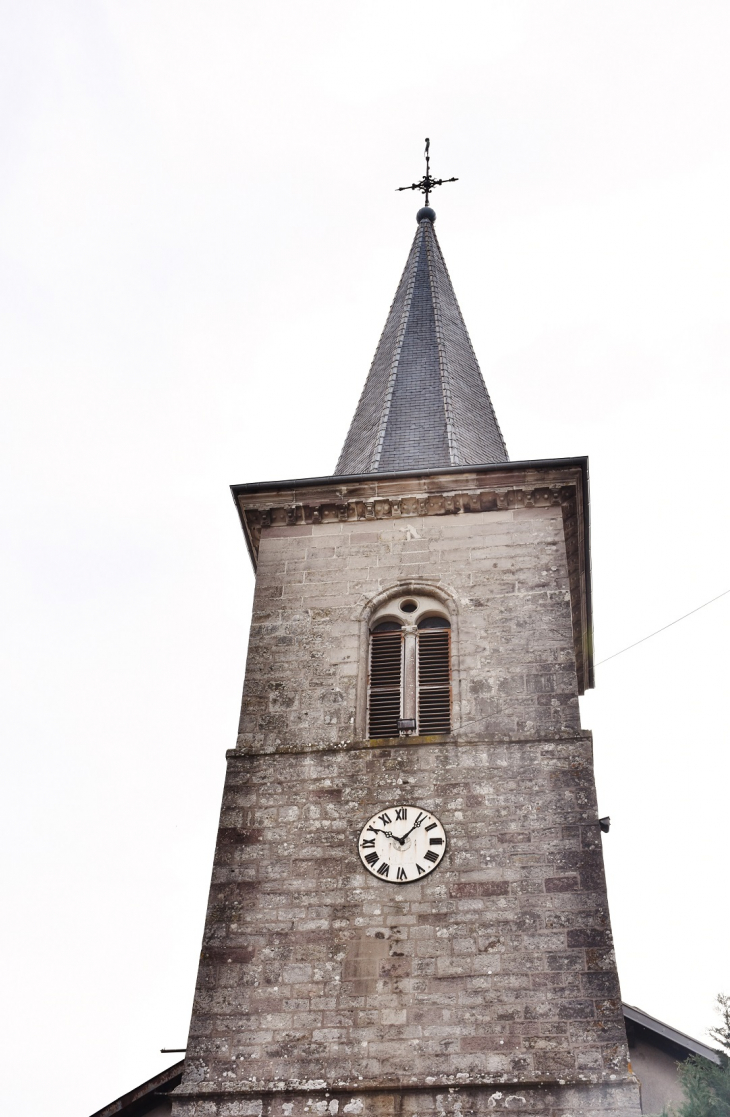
[{"xmin": 402, "ymin": 623, "xmax": 418, "ymax": 722}]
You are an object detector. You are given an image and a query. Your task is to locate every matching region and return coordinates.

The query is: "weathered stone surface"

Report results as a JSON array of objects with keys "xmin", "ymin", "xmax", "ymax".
[
  {"xmin": 171, "ymin": 1082, "xmax": 641, "ymax": 1117},
  {"xmin": 175, "ymin": 738, "xmax": 625, "ymax": 1094},
  {"xmin": 172, "ymin": 470, "xmax": 636, "ymax": 1117},
  {"xmin": 237, "ymin": 503, "xmax": 580, "ymax": 754}
]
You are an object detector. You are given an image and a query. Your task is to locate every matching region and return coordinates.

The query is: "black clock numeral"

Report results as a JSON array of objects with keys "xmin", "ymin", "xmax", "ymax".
[
  {"xmin": 416, "ymin": 863, "xmax": 426, "ymax": 876},
  {"xmin": 367, "ymin": 825, "xmax": 379, "ymax": 835},
  {"xmin": 429, "ymin": 837, "xmax": 443, "ymax": 846},
  {"xmin": 425, "ymin": 822, "xmax": 437, "ymax": 832},
  {"xmin": 378, "ymin": 812, "xmax": 392, "ymax": 826},
  {"xmin": 377, "ymin": 862, "xmax": 390, "ymax": 877},
  {"xmin": 395, "ymin": 807, "xmax": 407, "ymax": 821},
  {"xmin": 396, "ymin": 867, "xmax": 407, "ymax": 881},
  {"xmin": 364, "ymin": 851, "xmax": 378, "ymax": 866},
  {"xmin": 424, "ymin": 849, "xmax": 439, "ymax": 863},
  {"xmin": 361, "ymin": 838, "xmax": 376, "ymax": 848}
]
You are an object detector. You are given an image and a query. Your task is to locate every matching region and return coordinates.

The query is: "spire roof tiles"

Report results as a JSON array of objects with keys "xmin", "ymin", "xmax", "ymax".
[{"xmin": 336, "ymin": 213, "xmax": 508, "ymax": 475}]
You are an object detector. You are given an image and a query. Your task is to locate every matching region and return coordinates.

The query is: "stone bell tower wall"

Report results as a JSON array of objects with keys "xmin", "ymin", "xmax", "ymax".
[
  {"xmin": 172, "ymin": 466, "xmax": 639, "ymax": 1117},
  {"xmin": 238, "ymin": 504, "xmax": 582, "ymax": 754}
]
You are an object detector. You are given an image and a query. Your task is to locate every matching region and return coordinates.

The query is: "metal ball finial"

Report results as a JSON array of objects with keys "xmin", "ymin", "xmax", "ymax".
[{"xmin": 417, "ymin": 207, "xmax": 436, "ymax": 223}]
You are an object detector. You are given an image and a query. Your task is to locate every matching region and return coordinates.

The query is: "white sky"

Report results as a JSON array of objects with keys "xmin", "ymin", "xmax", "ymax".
[{"xmin": 2, "ymin": 3, "xmax": 729, "ymax": 1114}]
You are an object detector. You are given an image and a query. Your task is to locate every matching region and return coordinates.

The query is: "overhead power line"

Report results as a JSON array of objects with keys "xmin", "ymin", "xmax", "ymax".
[{"xmin": 595, "ymin": 589, "xmax": 730, "ymax": 666}]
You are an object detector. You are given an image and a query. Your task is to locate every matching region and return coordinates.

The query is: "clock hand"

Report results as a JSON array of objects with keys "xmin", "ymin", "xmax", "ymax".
[
  {"xmin": 367, "ymin": 826, "xmax": 404, "ymax": 844},
  {"xmin": 399, "ymin": 815, "xmax": 426, "ymax": 842}
]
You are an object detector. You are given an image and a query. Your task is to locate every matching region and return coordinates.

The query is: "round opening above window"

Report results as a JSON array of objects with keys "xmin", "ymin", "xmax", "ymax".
[{"xmin": 399, "ymin": 599, "xmax": 418, "ymax": 613}]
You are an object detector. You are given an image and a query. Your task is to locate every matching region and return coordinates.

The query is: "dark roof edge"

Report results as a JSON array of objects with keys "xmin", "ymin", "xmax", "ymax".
[
  {"xmin": 87, "ymin": 1060, "xmax": 184, "ymax": 1117},
  {"xmin": 623, "ymin": 1003, "xmax": 721, "ymax": 1065},
  {"xmin": 230, "ymin": 456, "xmax": 588, "ymax": 497}
]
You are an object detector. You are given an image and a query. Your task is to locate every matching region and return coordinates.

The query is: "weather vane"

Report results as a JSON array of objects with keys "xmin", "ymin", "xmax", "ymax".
[{"xmin": 396, "ymin": 138, "xmax": 458, "ymax": 207}]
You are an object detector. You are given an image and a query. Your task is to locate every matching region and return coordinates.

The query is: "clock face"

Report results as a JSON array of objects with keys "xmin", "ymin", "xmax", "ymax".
[{"xmin": 358, "ymin": 805, "xmax": 446, "ymax": 883}]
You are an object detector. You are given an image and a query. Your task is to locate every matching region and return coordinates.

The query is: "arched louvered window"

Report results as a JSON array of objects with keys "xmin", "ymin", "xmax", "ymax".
[{"xmin": 367, "ymin": 600, "xmax": 451, "ymax": 739}]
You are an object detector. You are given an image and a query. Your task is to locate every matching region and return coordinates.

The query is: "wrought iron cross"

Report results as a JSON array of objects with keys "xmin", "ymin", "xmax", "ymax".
[{"xmin": 396, "ymin": 138, "xmax": 458, "ymax": 206}]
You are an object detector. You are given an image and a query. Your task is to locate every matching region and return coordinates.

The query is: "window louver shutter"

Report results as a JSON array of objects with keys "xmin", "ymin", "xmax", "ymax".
[
  {"xmin": 417, "ymin": 628, "xmax": 451, "ymax": 734},
  {"xmin": 368, "ymin": 631, "xmax": 403, "ymax": 738}
]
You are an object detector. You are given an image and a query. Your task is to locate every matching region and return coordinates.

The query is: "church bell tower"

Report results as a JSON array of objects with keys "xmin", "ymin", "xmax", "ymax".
[{"xmin": 171, "ymin": 160, "xmax": 641, "ymax": 1117}]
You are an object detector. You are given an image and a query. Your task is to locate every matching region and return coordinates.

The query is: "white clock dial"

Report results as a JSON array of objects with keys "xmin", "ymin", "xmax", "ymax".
[{"xmin": 358, "ymin": 805, "xmax": 446, "ymax": 883}]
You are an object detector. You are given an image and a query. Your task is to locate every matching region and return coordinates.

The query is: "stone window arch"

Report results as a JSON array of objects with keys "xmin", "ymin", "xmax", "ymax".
[{"xmin": 367, "ymin": 592, "xmax": 452, "ymax": 739}]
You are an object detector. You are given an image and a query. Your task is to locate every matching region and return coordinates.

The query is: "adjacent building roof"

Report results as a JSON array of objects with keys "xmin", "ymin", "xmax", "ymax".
[
  {"xmin": 336, "ymin": 210, "xmax": 508, "ymax": 475},
  {"xmin": 623, "ymin": 1003, "xmax": 721, "ymax": 1065},
  {"xmin": 88, "ymin": 1060, "xmax": 183, "ymax": 1117}
]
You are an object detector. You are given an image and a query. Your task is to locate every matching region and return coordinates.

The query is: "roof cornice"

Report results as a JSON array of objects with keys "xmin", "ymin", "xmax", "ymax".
[{"xmin": 231, "ymin": 455, "xmax": 587, "ymax": 498}]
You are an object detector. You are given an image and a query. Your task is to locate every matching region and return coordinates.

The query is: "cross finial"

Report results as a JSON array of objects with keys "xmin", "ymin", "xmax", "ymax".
[{"xmin": 396, "ymin": 138, "xmax": 458, "ymax": 207}]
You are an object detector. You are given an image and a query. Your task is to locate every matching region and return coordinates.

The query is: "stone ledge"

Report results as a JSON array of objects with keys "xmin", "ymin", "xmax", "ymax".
[
  {"xmin": 171, "ymin": 1073, "xmax": 637, "ymax": 1097},
  {"xmin": 227, "ymin": 730, "xmax": 594, "ymax": 759},
  {"xmin": 170, "ymin": 1077, "xmax": 642, "ymax": 1117}
]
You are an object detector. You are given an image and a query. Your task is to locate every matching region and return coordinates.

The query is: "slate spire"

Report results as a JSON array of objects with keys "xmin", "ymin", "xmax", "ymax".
[{"xmin": 336, "ymin": 209, "xmax": 508, "ymax": 475}]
